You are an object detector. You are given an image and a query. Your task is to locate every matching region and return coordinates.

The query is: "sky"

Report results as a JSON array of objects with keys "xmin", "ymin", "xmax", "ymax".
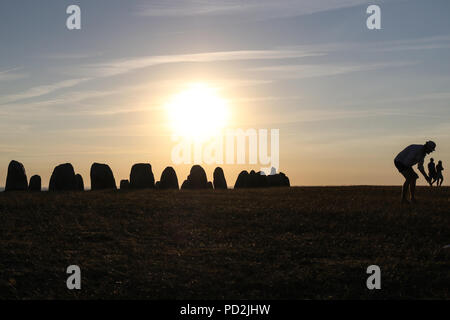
[{"xmin": 1, "ymin": 0, "xmax": 450, "ymax": 188}]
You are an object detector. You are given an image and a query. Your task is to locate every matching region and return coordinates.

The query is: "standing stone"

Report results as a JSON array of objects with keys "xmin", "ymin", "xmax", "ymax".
[
  {"xmin": 234, "ymin": 169, "xmax": 290, "ymax": 188},
  {"xmin": 129, "ymin": 163, "xmax": 155, "ymax": 189},
  {"xmin": 90, "ymin": 163, "xmax": 117, "ymax": 190},
  {"xmin": 184, "ymin": 165, "xmax": 208, "ymax": 189},
  {"xmin": 234, "ymin": 170, "xmax": 272, "ymax": 188},
  {"xmin": 267, "ymin": 172, "xmax": 290, "ymax": 187},
  {"xmin": 75, "ymin": 174, "xmax": 84, "ymax": 191},
  {"xmin": 234, "ymin": 170, "xmax": 249, "ymax": 189},
  {"xmin": 248, "ymin": 170, "xmax": 269, "ymax": 188},
  {"xmin": 28, "ymin": 175, "xmax": 41, "ymax": 192},
  {"xmin": 155, "ymin": 181, "xmax": 161, "ymax": 189},
  {"xmin": 213, "ymin": 167, "xmax": 227, "ymax": 189},
  {"xmin": 207, "ymin": 181, "xmax": 213, "ymax": 189},
  {"xmin": 49, "ymin": 163, "xmax": 77, "ymax": 191},
  {"xmin": 159, "ymin": 166, "xmax": 179, "ymax": 189},
  {"xmin": 181, "ymin": 180, "xmax": 189, "ymax": 189},
  {"xmin": 120, "ymin": 179, "xmax": 130, "ymax": 190},
  {"xmin": 5, "ymin": 160, "xmax": 28, "ymax": 191}
]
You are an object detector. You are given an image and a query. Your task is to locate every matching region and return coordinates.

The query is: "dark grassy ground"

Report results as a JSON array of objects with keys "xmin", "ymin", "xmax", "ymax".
[{"xmin": 0, "ymin": 186, "xmax": 449, "ymax": 299}]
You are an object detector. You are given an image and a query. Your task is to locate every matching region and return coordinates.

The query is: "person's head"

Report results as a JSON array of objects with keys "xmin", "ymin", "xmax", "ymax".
[
  {"xmin": 424, "ymin": 140, "xmax": 436, "ymax": 154},
  {"xmin": 430, "ymin": 158, "xmax": 434, "ymax": 162},
  {"xmin": 438, "ymin": 160, "xmax": 442, "ymax": 165}
]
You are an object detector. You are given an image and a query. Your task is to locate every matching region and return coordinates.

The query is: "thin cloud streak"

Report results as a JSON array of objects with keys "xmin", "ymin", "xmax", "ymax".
[
  {"xmin": 0, "ymin": 78, "xmax": 90, "ymax": 105},
  {"xmin": 137, "ymin": 0, "xmax": 371, "ymax": 18},
  {"xmin": 80, "ymin": 49, "xmax": 325, "ymax": 77},
  {"xmin": 249, "ymin": 61, "xmax": 417, "ymax": 79},
  {"xmin": 0, "ymin": 68, "xmax": 27, "ymax": 81}
]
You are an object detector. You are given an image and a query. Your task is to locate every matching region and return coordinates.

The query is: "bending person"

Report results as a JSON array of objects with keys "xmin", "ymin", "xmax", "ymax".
[{"xmin": 394, "ymin": 140, "xmax": 436, "ymax": 204}]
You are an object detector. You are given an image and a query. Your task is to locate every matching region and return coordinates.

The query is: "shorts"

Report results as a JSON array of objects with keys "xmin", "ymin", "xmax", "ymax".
[{"xmin": 395, "ymin": 160, "xmax": 419, "ymax": 180}]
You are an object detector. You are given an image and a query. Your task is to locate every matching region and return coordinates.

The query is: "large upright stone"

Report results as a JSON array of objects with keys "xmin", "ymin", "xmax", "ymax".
[
  {"xmin": 75, "ymin": 174, "xmax": 84, "ymax": 191},
  {"xmin": 120, "ymin": 179, "xmax": 130, "ymax": 190},
  {"xmin": 234, "ymin": 170, "xmax": 269, "ymax": 188},
  {"xmin": 181, "ymin": 165, "xmax": 209, "ymax": 189},
  {"xmin": 267, "ymin": 172, "xmax": 290, "ymax": 187},
  {"xmin": 28, "ymin": 175, "xmax": 41, "ymax": 192},
  {"xmin": 129, "ymin": 163, "xmax": 154, "ymax": 189},
  {"xmin": 234, "ymin": 169, "xmax": 290, "ymax": 188},
  {"xmin": 159, "ymin": 166, "xmax": 179, "ymax": 190},
  {"xmin": 234, "ymin": 170, "xmax": 249, "ymax": 189},
  {"xmin": 181, "ymin": 180, "xmax": 189, "ymax": 189},
  {"xmin": 5, "ymin": 160, "xmax": 28, "ymax": 191},
  {"xmin": 248, "ymin": 170, "xmax": 269, "ymax": 188},
  {"xmin": 213, "ymin": 167, "xmax": 227, "ymax": 189},
  {"xmin": 90, "ymin": 163, "xmax": 116, "ymax": 190},
  {"xmin": 49, "ymin": 163, "xmax": 77, "ymax": 191}
]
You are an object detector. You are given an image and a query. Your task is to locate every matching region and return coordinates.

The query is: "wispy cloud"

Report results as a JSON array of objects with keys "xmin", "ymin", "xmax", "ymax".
[
  {"xmin": 75, "ymin": 35, "xmax": 445, "ymax": 80},
  {"xmin": 249, "ymin": 61, "xmax": 416, "ymax": 80},
  {"xmin": 78, "ymin": 49, "xmax": 324, "ymax": 77},
  {"xmin": 0, "ymin": 68, "xmax": 27, "ymax": 81},
  {"xmin": 373, "ymin": 35, "xmax": 450, "ymax": 52},
  {"xmin": 0, "ymin": 78, "xmax": 90, "ymax": 104},
  {"xmin": 137, "ymin": 0, "xmax": 371, "ymax": 18},
  {"xmin": 43, "ymin": 52, "xmax": 104, "ymax": 60}
]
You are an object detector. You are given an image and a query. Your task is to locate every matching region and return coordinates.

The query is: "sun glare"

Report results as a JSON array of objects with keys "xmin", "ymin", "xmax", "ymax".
[{"xmin": 166, "ymin": 83, "xmax": 229, "ymax": 140}]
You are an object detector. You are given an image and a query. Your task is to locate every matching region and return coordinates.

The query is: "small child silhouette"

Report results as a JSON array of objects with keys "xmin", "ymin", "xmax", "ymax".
[
  {"xmin": 435, "ymin": 160, "xmax": 444, "ymax": 186},
  {"xmin": 428, "ymin": 158, "xmax": 437, "ymax": 186}
]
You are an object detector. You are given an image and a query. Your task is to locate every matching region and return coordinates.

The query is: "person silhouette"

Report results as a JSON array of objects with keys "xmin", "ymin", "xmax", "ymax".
[
  {"xmin": 436, "ymin": 160, "xmax": 444, "ymax": 186},
  {"xmin": 428, "ymin": 158, "xmax": 437, "ymax": 186},
  {"xmin": 394, "ymin": 140, "xmax": 436, "ymax": 204}
]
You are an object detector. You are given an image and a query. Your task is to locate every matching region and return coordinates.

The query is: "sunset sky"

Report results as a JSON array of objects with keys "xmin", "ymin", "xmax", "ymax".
[{"xmin": 1, "ymin": 0, "xmax": 450, "ymax": 188}]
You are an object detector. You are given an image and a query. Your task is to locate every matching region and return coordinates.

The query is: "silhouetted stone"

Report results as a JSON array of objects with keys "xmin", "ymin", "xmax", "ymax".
[
  {"xmin": 75, "ymin": 174, "xmax": 84, "ymax": 191},
  {"xmin": 181, "ymin": 165, "xmax": 209, "ymax": 189},
  {"xmin": 155, "ymin": 181, "xmax": 160, "ymax": 189},
  {"xmin": 213, "ymin": 167, "xmax": 227, "ymax": 189},
  {"xmin": 5, "ymin": 160, "xmax": 28, "ymax": 191},
  {"xmin": 49, "ymin": 163, "xmax": 77, "ymax": 191},
  {"xmin": 207, "ymin": 181, "xmax": 213, "ymax": 189},
  {"xmin": 28, "ymin": 175, "xmax": 41, "ymax": 192},
  {"xmin": 120, "ymin": 179, "xmax": 130, "ymax": 190},
  {"xmin": 129, "ymin": 163, "xmax": 154, "ymax": 189},
  {"xmin": 267, "ymin": 172, "xmax": 290, "ymax": 187},
  {"xmin": 90, "ymin": 163, "xmax": 116, "ymax": 190},
  {"xmin": 248, "ymin": 170, "xmax": 269, "ymax": 188},
  {"xmin": 234, "ymin": 170, "xmax": 279, "ymax": 188},
  {"xmin": 234, "ymin": 170, "xmax": 249, "ymax": 189},
  {"xmin": 159, "ymin": 166, "xmax": 179, "ymax": 190},
  {"xmin": 181, "ymin": 180, "xmax": 189, "ymax": 189}
]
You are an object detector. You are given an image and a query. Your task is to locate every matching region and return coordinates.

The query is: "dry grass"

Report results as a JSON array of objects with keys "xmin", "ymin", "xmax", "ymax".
[{"xmin": 0, "ymin": 186, "xmax": 449, "ymax": 299}]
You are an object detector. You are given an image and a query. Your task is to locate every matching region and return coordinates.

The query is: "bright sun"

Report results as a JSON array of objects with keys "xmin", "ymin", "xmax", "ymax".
[{"xmin": 166, "ymin": 83, "xmax": 229, "ymax": 140}]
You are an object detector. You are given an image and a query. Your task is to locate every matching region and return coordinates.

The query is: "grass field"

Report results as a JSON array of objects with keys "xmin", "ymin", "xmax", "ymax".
[{"xmin": 0, "ymin": 186, "xmax": 449, "ymax": 299}]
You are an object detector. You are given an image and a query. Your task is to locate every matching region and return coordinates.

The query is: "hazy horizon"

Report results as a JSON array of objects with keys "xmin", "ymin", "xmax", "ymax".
[{"xmin": 1, "ymin": 0, "xmax": 450, "ymax": 187}]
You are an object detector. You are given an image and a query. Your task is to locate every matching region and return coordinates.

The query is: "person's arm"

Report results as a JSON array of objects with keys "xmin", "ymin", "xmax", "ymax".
[{"xmin": 418, "ymin": 160, "xmax": 430, "ymax": 182}]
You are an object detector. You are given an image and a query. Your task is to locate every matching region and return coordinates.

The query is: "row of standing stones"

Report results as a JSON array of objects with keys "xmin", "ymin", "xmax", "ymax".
[{"xmin": 3, "ymin": 160, "xmax": 290, "ymax": 192}]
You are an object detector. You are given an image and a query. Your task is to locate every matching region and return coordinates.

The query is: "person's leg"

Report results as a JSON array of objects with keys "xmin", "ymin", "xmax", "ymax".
[
  {"xmin": 401, "ymin": 178, "xmax": 410, "ymax": 203},
  {"xmin": 440, "ymin": 177, "xmax": 443, "ymax": 186},
  {"xmin": 410, "ymin": 177, "xmax": 417, "ymax": 202}
]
